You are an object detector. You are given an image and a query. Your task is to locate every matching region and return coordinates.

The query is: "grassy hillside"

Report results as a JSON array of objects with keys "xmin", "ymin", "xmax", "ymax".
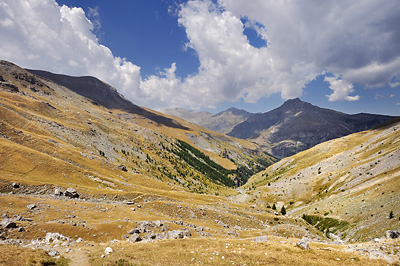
[
  {"xmin": 244, "ymin": 117, "xmax": 400, "ymax": 241},
  {"xmin": 0, "ymin": 60, "xmax": 276, "ymax": 195}
]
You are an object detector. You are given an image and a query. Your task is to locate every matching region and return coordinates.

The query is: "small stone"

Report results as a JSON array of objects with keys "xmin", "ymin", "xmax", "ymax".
[
  {"xmin": 18, "ymin": 227, "xmax": 25, "ymax": 232},
  {"xmin": 12, "ymin": 183, "xmax": 19, "ymax": 189}
]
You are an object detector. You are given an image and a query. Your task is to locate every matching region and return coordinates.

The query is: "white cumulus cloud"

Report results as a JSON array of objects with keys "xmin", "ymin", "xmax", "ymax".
[
  {"xmin": 0, "ymin": 0, "xmax": 399, "ymax": 110},
  {"xmin": 218, "ymin": 0, "xmax": 400, "ymax": 102},
  {"xmin": 0, "ymin": 0, "xmax": 141, "ymax": 105}
]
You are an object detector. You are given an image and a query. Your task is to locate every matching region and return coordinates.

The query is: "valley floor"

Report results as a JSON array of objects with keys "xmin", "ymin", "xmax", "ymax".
[{"xmin": 0, "ymin": 191, "xmax": 398, "ymax": 265}]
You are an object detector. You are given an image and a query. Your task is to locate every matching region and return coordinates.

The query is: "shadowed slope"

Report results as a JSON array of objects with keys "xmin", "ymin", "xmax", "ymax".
[{"xmin": 28, "ymin": 69, "xmax": 189, "ymax": 130}]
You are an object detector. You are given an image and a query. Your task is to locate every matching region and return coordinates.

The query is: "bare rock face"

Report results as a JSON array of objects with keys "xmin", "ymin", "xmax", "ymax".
[{"xmin": 64, "ymin": 188, "xmax": 79, "ymax": 198}]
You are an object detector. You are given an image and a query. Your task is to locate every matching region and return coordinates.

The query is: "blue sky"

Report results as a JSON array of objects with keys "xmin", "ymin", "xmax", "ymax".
[{"xmin": 0, "ymin": 0, "xmax": 399, "ymax": 115}]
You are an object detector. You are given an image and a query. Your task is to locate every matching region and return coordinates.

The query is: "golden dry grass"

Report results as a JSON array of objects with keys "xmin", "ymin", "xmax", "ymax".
[
  {"xmin": 0, "ymin": 244, "xmax": 69, "ymax": 266},
  {"xmin": 87, "ymin": 237, "xmax": 388, "ymax": 266}
]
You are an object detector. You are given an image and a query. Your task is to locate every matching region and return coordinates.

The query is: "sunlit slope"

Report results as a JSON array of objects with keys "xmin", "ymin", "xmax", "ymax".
[
  {"xmin": 0, "ymin": 60, "xmax": 276, "ymax": 195},
  {"xmin": 244, "ymin": 118, "xmax": 400, "ymax": 241}
]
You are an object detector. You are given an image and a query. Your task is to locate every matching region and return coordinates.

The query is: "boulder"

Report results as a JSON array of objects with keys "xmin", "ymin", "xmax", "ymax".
[
  {"xmin": 64, "ymin": 188, "xmax": 79, "ymax": 198},
  {"xmin": 128, "ymin": 228, "xmax": 140, "ymax": 234},
  {"xmin": 154, "ymin": 220, "xmax": 163, "ymax": 227},
  {"xmin": 54, "ymin": 188, "xmax": 63, "ymax": 196},
  {"xmin": 195, "ymin": 226, "xmax": 204, "ymax": 232},
  {"xmin": 48, "ymin": 249, "xmax": 60, "ymax": 257},
  {"xmin": 129, "ymin": 233, "xmax": 142, "ymax": 243},
  {"xmin": 118, "ymin": 165, "xmax": 128, "ymax": 172},
  {"xmin": 386, "ymin": 230, "xmax": 400, "ymax": 239},
  {"xmin": 105, "ymin": 247, "xmax": 113, "ymax": 255},
  {"xmin": 182, "ymin": 229, "xmax": 191, "ymax": 238},
  {"xmin": 296, "ymin": 238, "xmax": 310, "ymax": 250},
  {"xmin": 144, "ymin": 232, "xmax": 156, "ymax": 240},
  {"xmin": 155, "ymin": 232, "xmax": 168, "ymax": 240},
  {"xmin": 45, "ymin": 232, "xmax": 70, "ymax": 243},
  {"xmin": 168, "ymin": 230, "xmax": 184, "ymax": 239},
  {"xmin": 12, "ymin": 182, "xmax": 19, "ymax": 189},
  {"xmin": 27, "ymin": 204, "xmax": 36, "ymax": 210},
  {"xmin": 1, "ymin": 218, "xmax": 17, "ymax": 229}
]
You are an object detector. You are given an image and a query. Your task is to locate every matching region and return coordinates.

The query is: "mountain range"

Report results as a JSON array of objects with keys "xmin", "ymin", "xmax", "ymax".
[
  {"xmin": 0, "ymin": 60, "xmax": 399, "ymax": 264},
  {"xmin": 165, "ymin": 98, "xmax": 394, "ymax": 158}
]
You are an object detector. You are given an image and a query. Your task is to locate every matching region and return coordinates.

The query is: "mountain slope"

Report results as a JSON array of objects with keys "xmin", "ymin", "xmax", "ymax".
[
  {"xmin": 0, "ymin": 60, "xmax": 277, "ymax": 193},
  {"xmin": 228, "ymin": 98, "xmax": 395, "ymax": 158},
  {"xmin": 163, "ymin": 107, "xmax": 252, "ymax": 134},
  {"xmin": 28, "ymin": 69, "xmax": 189, "ymax": 130},
  {"xmin": 242, "ymin": 117, "xmax": 400, "ymax": 241}
]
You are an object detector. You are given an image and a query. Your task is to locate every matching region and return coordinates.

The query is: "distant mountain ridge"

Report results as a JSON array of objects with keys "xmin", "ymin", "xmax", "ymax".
[
  {"xmin": 164, "ymin": 98, "xmax": 395, "ymax": 158},
  {"xmin": 228, "ymin": 98, "xmax": 395, "ymax": 158},
  {"xmin": 163, "ymin": 107, "xmax": 252, "ymax": 134}
]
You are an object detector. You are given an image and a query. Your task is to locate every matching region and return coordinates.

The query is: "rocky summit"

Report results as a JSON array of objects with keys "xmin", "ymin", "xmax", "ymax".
[{"xmin": 227, "ymin": 98, "xmax": 394, "ymax": 158}]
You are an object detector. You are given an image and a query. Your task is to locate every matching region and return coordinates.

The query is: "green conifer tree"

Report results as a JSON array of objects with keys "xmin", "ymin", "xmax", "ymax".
[{"xmin": 281, "ymin": 205, "xmax": 286, "ymax": 215}]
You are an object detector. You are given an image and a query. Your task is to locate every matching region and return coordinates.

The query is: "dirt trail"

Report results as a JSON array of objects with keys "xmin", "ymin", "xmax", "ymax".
[{"xmin": 66, "ymin": 248, "xmax": 90, "ymax": 266}]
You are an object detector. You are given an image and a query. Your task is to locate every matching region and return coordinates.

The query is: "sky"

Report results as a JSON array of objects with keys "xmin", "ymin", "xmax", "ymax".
[{"xmin": 0, "ymin": 0, "xmax": 399, "ymax": 116}]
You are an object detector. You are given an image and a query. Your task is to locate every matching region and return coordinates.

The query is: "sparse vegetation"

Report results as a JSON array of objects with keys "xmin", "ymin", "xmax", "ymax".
[{"xmin": 302, "ymin": 214, "xmax": 349, "ymax": 235}]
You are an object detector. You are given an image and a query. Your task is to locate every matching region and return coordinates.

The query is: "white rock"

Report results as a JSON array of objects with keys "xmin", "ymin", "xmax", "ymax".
[{"xmin": 105, "ymin": 247, "xmax": 113, "ymax": 255}]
